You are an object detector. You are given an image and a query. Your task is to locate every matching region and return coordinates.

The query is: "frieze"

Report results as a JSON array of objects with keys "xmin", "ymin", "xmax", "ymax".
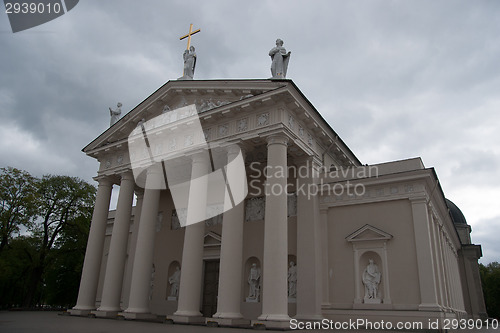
[{"xmin": 320, "ymin": 184, "xmax": 418, "ymax": 206}]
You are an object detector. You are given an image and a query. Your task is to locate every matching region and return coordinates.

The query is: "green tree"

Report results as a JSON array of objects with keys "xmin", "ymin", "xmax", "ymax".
[
  {"xmin": 0, "ymin": 167, "xmax": 37, "ymax": 253},
  {"xmin": 43, "ymin": 213, "xmax": 91, "ymax": 307},
  {"xmin": 23, "ymin": 175, "xmax": 95, "ymax": 307},
  {"xmin": 0, "ymin": 236, "xmax": 38, "ymax": 308},
  {"xmin": 479, "ymin": 262, "xmax": 500, "ymax": 319}
]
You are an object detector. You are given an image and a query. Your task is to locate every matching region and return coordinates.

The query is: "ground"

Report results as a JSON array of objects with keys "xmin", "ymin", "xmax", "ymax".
[{"xmin": 0, "ymin": 311, "xmax": 497, "ymax": 333}]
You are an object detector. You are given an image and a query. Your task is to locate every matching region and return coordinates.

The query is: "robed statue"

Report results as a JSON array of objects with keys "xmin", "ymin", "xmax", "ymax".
[
  {"xmin": 109, "ymin": 102, "xmax": 122, "ymax": 126},
  {"xmin": 269, "ymin": 38, "xmax": 291, "ymax": 79},
  {"xmin": 180, "ymin": 46, "xmax": 197, "ymax": 80},
  {"xmin": 168, "ymin": 266, "xmax": 181, "ymax": 298},
  {"xmin": 247, "ymin": 263, "xmax": 261, "ymax": 301},
  {"xmin": 362, "ymin": 259, "xmax": 381, "ymax": 300}
]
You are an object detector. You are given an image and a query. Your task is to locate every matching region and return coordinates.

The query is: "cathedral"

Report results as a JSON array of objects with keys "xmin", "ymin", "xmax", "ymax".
[{"xmin": 69, "ymin": 37, "xmax": 487, "ymax": 330}]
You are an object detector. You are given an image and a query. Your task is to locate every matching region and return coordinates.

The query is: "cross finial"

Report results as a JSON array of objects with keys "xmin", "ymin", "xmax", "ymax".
[{"xmin": 179, "ymin": 23, "xmax": 201, "ymax": 50}]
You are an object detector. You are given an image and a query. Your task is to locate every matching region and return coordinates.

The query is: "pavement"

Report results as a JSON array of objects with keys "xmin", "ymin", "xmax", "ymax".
[{"xmin": 0, "ymin": 311, "xmax": 498, "ymax": 333}]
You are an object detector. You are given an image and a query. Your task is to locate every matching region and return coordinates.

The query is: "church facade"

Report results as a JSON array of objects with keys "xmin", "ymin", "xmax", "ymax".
[{"xmin": 70, "ymin": 79, "xmax": 487, "ymax": 329}]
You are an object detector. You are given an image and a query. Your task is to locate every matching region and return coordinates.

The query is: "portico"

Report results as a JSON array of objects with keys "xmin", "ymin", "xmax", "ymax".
[{"xmin": 71, "ymin": 79, "xmax": 486, "ymax": 328}]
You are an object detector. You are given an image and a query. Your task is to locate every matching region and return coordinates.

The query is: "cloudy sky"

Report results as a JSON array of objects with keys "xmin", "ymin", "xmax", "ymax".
[{"xmin": 1, "ymin": 0, "xmax": 499, "ymax": 263}]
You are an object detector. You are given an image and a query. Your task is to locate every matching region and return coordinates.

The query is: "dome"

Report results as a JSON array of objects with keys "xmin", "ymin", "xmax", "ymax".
[{"xmin": 445, "ymin": 199, "xmax": 468, "ymax": 225}]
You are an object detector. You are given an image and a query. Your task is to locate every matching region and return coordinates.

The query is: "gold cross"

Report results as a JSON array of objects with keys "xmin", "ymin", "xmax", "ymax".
[{"xmin": 179, "ymin": 23, "xmax": 201, "ymax": 50}]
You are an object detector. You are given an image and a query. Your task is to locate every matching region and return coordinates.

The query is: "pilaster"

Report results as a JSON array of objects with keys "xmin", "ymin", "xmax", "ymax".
[{"xmin": 410, "ymin": 196, "xmax": 440, "ymax": 311}]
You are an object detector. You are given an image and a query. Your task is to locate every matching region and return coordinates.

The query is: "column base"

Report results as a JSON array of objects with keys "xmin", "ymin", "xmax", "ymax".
[
  {"xmin": 68, "ymin": 309, "xmax": 94, "ymax": 316},
  {"xmin": 418, "ymin": 303, "xmax": 442, "ymax": 311},
  {"xmin": 206, "ymin": 317, "xmax": 251, "ymax": 327},
  {"xmin": 252, "ymin": 319, "xmax": 292, "ymax": 330},
  {"xmin": 293, "ymin": 314, "xmax": 323, "ymax": 321},
  {"xmin": 168, "ymin": 314, "xmax": 205, "ymax": 324},
  {"xmin": 119, "ymin": 312, "xmax": 157, "ymax": 320},
  {"xmin": 92, "ymin": 310, "xmax": 120, "ymax": 318}
]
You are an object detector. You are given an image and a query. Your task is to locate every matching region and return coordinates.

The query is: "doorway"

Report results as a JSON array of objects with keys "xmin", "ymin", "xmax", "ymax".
[{"xmin": 202, "ymin": 260, "xmax": 220, "ymax": 317}]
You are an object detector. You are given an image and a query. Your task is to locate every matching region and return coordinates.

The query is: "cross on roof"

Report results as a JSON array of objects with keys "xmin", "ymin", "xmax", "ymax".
[{"xmin": 179, "ymin": 23, "xmax": 201, "ymax": 50}]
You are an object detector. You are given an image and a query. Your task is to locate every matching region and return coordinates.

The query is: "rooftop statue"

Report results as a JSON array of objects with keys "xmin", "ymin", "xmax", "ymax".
[
  {"xmin": 178, "ymin": 24, "xmax": 201, "ymax": 80},
  {"xmin": 179, "ymin": 46, "xmax": 197, "ymax": 80},
  {"xmin": 109, "ymin": 102, "xmax": 122, "ymax": 126},
  {"xmin": 269, "ymin": 38, "xmax": 291, "ymax": 79}
]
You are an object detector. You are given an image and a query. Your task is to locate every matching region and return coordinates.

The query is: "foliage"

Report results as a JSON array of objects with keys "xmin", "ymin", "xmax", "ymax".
[
  {"xmin": 479, "ymin": 262, "xmax": 500, "ymax": 319},
  {"xmin": 0, "ymin": 168, "xmax": 96, "ymax": 309},
  {"xmin": 0, "ymin": 167, "xmax": 37, "ymax": 253}
]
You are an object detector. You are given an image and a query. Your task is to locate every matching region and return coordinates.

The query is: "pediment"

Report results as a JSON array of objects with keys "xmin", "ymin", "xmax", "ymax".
[
  {"xmin": 204, "ymin": 231, "xmax": 221, "ymax": 247},
  {"xmin": 83, "ymin": 79, "xmax": 289, "ymax": 154},
  {"xmin": 346, "ymin": 224, "xmax": 393, "ymax": 242},
  {"xmin": 83, "ymin": 79, "xmax": 361, "ymax": 171}
]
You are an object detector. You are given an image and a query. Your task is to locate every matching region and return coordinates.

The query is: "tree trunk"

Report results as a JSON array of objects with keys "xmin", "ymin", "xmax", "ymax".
[
  {"xmin": 23, "ymin": 264, "xmax": 44, "ymax": 307},
  {"xmin": 0, "ymin": 234, "xmax": 9, "ymax": 253}
]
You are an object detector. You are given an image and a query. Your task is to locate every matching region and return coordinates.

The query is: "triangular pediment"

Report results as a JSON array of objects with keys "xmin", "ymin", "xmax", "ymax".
[
  {"xmin": 83, "ymin": 79, "xmax": 362, "ymax": 173},
  {"xmin": 83, "ymin": 79, "xmax": 289, "ymax": 153},
  {"xmin": 346, "ymin": 224, "xmax": 393, "ymax": 242},
  {"xmin": 204, "ymin": 231, "xmax": 221, "ymax": 247}
]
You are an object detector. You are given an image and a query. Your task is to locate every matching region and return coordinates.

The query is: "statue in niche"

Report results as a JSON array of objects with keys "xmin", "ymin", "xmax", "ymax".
[
  {"xmin": 180, "ymin": 46, "xmax": 197, "ymax": 80},
  {"xmin": 247, "ymin": 263, "xmax": 261, "ymax": 301},
  {"xmin": 168, "ymin": 266, "xmax": 181, "ymax": 298},
  {"xmin": 109, "ymin": 102, "xmax": 122, "ymax": 126},
  {"xmin": 269, "ymin": 38, "xmax": 291, "ymax": 79},
  {"xmin": 362, "ymin": 259, "xmax": 381, "ymax": 301},
  {"xmin": 288, "ymin": 261, "xmax": 297, "ymax": 298}
]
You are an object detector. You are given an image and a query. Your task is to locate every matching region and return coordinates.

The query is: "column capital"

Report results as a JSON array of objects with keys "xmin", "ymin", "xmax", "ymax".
[
  {"xmin": 120, "ymin": 171, "xmax": 135, "ymax": 182},
  {"xmin": 94, "ymin": 176, "xmax": 113, "ymax": 187},
  {"xmin": 409, "ymin": 195, "xmax": 428, "ymax": 205},
  {"xmin": 266, "ymin": 134, "xmax": 289, "ymax": 147},
  {"xmin": 190, "ymin": 149, "xmax": 209, "ymax": 164},
  {"xmin": 226, "ymin": 144, "xmax": 245, "ymax": 158}
]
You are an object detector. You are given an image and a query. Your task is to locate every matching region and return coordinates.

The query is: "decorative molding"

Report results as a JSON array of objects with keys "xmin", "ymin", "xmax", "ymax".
[
  {"xmin": 218, "ymin": 124, "xmax": 229, "ymax": 137},
  {"xmin": 237, "ymin": 118, "xmax": 249, "ymax": 132},
  {"xmin": 346, "ymin": 224, "xmax": 393, "ymax": 243},
  {"xmin": 257, "ymin": 112, "xmax": 270, "ymax": 126},
  {"xmin": 203, "ymin": 128, "xmax": 211, "ymax": 141},
  {"xmin": 288, "ymin": 115, "xmax": 295, "ymax": 130}
]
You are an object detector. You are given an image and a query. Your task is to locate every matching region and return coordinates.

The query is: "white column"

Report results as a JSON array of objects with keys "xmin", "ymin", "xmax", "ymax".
[
  {"xmin": 122, "ymin": 190, "xmax": 144, "ymax": 310},
  {"xmin": 123, "ymin": 166, "xmax": 162, "ymax": 318},
  {"xmin": 296, "ymin": 158, "xmax": 322, "ymax": 320},
  {"xmin": 257, "ymin": 135, "xmax": 290, "ymax": 324},
  {"xmin": 71, "ymin": 177, "xmax": 113, "ymax": 315},
  {"xmin": 212, "ymin": 146, "xmax": 246, "ymax": 323},
  {"xmin": 172, "ymin": 151, "xmax": 209, "ymax": 322},
  {"xmin": 410, "ymin": 197, "xmax": 440, "ymax": 311},
  {"xmin": 96, "ymin": 172, "xmax": 135, "ymax": 315},
  {"xmin": 213, "ymin": 146, "xmax": 247, "ymax": 326}
]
